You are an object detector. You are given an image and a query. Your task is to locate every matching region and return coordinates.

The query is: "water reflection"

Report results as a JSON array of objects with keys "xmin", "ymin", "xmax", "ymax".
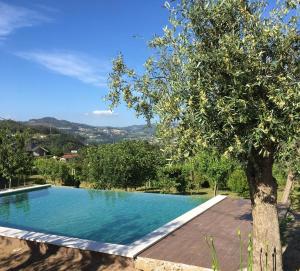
[
  {"xmin": 188, "ymin": 195, "xmax": 210, "ymax": 204},
  {"xmin": 0, "ymin": 189, "xmax": 50, "ymax": 218},
  {"xmin": 87, "ymin": 189, "xmax": 131, "ymax": 206},
  {"xmin": 15, "ymin": 193, "xmax": 30, "ymax": 213},
  {"xmin": 0, "ymin": 193, "xmax": 30, "ymax": 218},
  {"xmin": 0, "ymin": 196, "xmax": 11, "ymax": 218}
]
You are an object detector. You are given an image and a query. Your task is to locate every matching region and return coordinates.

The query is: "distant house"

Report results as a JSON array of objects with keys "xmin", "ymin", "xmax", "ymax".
[
  {"xmin": 27, "ymin": 144, "xmax": 49, "ymax": 157},
  {"xmin": 60, "ymin": 153, "xmax": 79, "ymax": 162}
]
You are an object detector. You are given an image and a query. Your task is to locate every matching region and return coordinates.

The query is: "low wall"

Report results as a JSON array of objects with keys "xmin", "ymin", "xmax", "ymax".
[
  {"xmin": 135, "ymin": 257, "xmax": 213, "ymax": 271},
  {"xmin": 0, "ymin": 236, "xmax": 135, "ymax": 271}
]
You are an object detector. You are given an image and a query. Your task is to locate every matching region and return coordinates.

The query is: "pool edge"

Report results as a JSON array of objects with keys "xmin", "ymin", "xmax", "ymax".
[
  {"xmin": 0, "ymin": 194, "xmax": 227, "ymax": 258},
  {"xmin": 0, "ymin": 184, "xmax": 51, "ymax": 196},
  {"xmin": 128, "ymin": 194, "xmax": 227, "ymax": 257}
]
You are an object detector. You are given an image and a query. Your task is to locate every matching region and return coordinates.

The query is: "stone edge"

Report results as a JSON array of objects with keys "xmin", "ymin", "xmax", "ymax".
[{"xmin": 0, "ymin": 184, "xmax": 52, "ymax": 196}]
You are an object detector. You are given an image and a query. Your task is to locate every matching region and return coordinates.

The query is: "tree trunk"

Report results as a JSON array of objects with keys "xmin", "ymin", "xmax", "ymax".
[
  {"xmin": 9, "ymin": 178, "xmax": 12, "ymax": 190},
  {"xmin": 246, "ymin": 153, "xmax": 282, "ymax": 271},
  {"xmin": 190, "ymin": 170, "xmax": 195, "ymax": 194},
  {"xmin": 281, "ymin": 170, "xmax": 294, "ymax": 204},
  {"xmin": 213, "ymin": 182, "xmax": 218, "ymax": 197}
]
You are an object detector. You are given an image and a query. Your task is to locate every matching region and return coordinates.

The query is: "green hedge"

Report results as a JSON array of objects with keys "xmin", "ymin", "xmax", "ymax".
[{"xmin": 227, "ymin": 168, "xmax": 249, "ymax": 196}]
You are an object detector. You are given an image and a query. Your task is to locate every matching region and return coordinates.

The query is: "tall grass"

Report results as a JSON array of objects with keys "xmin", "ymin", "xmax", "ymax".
[
  {"xmin": 206, "ymin": 231, "xmax": 253, "ymax": 271},
  {"xmin": 205, "ymin": 236, "xmax": 220, "ymax": 270}
]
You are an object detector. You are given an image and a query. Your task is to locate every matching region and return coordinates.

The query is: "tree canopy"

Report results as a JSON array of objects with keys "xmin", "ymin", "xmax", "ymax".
[
  {"xmin": 108, "ymin": 1, "xmax": 299, "ymax": 269},
  {"xmin": 80, "ymin": 141, "xmax": 165, "ymax": 189},
  {"xmin": 0, "ymin": 129, "xmax": 33, "ymax": 188},
  {"xmin": 109, "ymin": 0, "xmax": 299, "ymax": 161}
]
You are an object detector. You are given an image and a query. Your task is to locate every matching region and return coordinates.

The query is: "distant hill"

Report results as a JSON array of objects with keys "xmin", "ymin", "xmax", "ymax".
[
  {"xmin": 0, "ymin": 119, "xmax": 85, "ymax": 156},
  {"xmin": 0, "ymin": 119, "xmax": 60, "ymax": 134},
  {"xmin": 24, "ymin": 117, "xmax": 156, "ymax": 144},
  {"xmin": 26, "ymin": 117, "xmax": 91, "ymax": 130},
  {"xmin": 0, "ymin": 117, "xmax": 156, "ymax": 148}
]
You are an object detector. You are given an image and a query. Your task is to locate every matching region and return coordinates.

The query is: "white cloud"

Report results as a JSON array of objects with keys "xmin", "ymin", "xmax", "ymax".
[
  {"xmin": 16, "ymin": 51, "xmax": 109, "ymax": 87},
  {"xmin": 92, "ymin": 110, "xmax": 117, "ymax": 116},
  {"xmin": 0, "ymin": 1, "xmax": 50, "ymax": 40}
]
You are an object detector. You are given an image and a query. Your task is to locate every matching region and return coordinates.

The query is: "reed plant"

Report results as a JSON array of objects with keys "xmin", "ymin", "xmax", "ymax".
[{"xmin": 206, "ymin": 231, "xmax": 253, "ymax": 271}]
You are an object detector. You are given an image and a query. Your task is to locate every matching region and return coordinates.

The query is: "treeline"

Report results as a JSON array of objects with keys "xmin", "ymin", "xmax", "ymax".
[
  {"xmin": 0, "ymin": 129, "xmax": 33, "ymax": 189},
  {"xmin": 0, "ymin": 128, "xmax": 82, "ymax": 189},
  {"xmin": 33, "ymin": 139, "xmax": 287, "ymax": 195},
  {"xmin": 0, "ymin": 126, "xmax": 287, "ymax": 195},
  {"xmin": 32, "ymin": 140, "xmax": 163, "ymax": 189},
  {"xmin": 0, "ymin": 119, "xmax": 60, "ymax": 134},
  {"xmin": 77, "ymin": 142, "xmax": 287, "ymax": 194},
  {"xmin": 74, "ymin": 142, "xmax": 250, "ymax": 194},
  {"xmin": 156, "ymin": 156, "xmax": 284, "ymax": 195}
]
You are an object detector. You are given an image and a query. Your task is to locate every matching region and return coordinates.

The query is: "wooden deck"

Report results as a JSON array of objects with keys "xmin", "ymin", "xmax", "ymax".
[{"xmin": 138, "ymin": 198, "xmax": 252, "ymax": 271}]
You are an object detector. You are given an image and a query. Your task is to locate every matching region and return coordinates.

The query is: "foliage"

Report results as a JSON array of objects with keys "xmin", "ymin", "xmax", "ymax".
[
  {"xmin": 290, "ymin": 183, "xmax": 300, "ymax": 212},
  {"xmin": 157, "ymin": 164, "xmax": 186, "ymax": 192},
  {"xmin": 37, "ymin": 134, "xmax": 84, "ymax": 156},
  {"xmin": 227, "ymin": 168, "xmax": 249, "ymax": 196},
  {"xmin": 275, "ymin": 138, "xmax": 300, "ymax": 181},
  {"xmin": 207, "ymin": 232, "xmax": 253, "ymax": 271},
  {"xmin": 273, "ymin": 162, "xmax": 287, "ymax": 186},
  {"xmin": 0, "ymin": 129, "xmax": 33, "ymax": 187},
  {"xmin": 206, "ymin": 236, "xmax": 220, "ymax": 270},
  {"xmin": 247, "ymin": 233, "xmax": 253, "ymax": 271},
  {"xmin": 279, "ymin": 214, "xmax": 294, "ymax": 246},
  {"xmin": 80, "ymin": 140, "xmax": 165, "ymax": 189},
  {"xmin": 34, "ymin": 158, "xmax": 73, "ymax": 185},
  {"xmin": 108, "ymin": 0, "xmax": 300, "ymax": 161},
  {"xmin": 108, "ymin": 1, "xmax": 299, "ymax": 268},
  {"xmin": 32, "ymin": 177, "xmax": 46, "ymax": 185},
  {"xmin": 0, "ymin": 119, "xmax": 60, "ymax": 134},
  {"xmin": 192, "ymin": 150, "xmax": 234, "ymax": 193},
  {"xmin": 152, "ymin": 177, "xmax": 179, "ymax": 193},
  {"xmin": 154, "ymin": 149, "xmax": 240, "ymax": 194}
]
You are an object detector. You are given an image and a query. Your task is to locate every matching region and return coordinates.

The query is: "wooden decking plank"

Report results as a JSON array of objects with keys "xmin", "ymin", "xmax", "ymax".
[{"xmin": 139, "ymin": 198, "xmax": 252, "ymax": 271}]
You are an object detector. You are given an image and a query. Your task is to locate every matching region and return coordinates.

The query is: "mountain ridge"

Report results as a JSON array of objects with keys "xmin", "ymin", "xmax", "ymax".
[
  {"xmin": 25, "ymin": 117, "xmax": 151, "ymax": 130},
  {"xmin": 23, "ymin": 117, "xmax": 155, "ymax": 144}
]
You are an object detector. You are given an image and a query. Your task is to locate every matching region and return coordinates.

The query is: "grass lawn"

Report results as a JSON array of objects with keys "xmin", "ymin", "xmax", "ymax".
[
  {"xmin": 291, "ymin": 182, "xmax": 300, "ymax": 211},
  {"xmin": 137, "ymin": 186, "xmax": 242, "ymax": 199}
]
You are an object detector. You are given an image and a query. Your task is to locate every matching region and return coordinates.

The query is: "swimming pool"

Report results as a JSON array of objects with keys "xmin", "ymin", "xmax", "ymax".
[{"xmin": 0, "ymin": 186, "xmax": 208, "ymax": 246}]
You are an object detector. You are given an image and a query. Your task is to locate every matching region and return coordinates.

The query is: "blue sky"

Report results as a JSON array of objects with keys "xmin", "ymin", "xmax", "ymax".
[{"xmin": 0, "ymin": 0, "xmax": 168, "ymax": 126}]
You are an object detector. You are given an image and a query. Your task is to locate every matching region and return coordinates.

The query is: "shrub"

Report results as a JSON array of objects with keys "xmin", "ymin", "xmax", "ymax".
[
  {"xmin": 227, "ymin": 168, "xmax": 249, "ymax": 196},
  {"xmin": 193, "ymin": 150, "xmax": 234, "ymax": 194},
  {"xmin": 153, "ymin": 178, "xmax": 179, "ymax": 193},
  {"xmin": 158, "ymin": 164, "xmax": 188, "ymax": 193},
  {"xmin": 34, "ymin": 158, "xmax": 73, "ymax": 185},
  {"xmin": 272, "ymin": 163, "xmax": 287, "ymax": 186},
  {"xmin": 33, "ymin": 177, "xmax": 46, "ymax": 185}
]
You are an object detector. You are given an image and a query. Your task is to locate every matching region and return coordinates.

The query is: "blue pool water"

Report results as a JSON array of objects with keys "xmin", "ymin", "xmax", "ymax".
[{"xmin": 0, "ymin": 187, "xmax": 208, "ymax": 245}]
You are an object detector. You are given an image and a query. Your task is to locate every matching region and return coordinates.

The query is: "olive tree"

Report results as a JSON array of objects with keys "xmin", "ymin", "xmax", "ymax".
[{"xmin": 108, "ymin": 0, "xmax": 299, "ymax": 269}]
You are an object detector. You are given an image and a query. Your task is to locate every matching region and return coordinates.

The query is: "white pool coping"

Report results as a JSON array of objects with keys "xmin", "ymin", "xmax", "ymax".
[
  {"xmin": 0, "ymin": 190, "xmax": 226, "ymax": 258},
  {"xmin": 0, "ymin": 184, "xmax": 51, "ymax": 196}
]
